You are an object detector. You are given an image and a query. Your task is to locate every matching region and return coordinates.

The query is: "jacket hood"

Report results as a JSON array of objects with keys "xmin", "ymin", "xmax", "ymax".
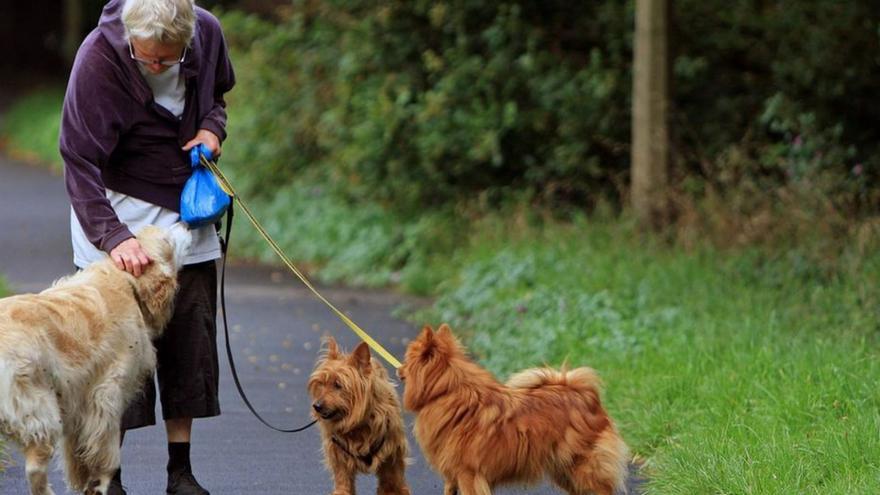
[{"xmin": 98, "ymin": 0, "xmax": 127, "ymax": 51}]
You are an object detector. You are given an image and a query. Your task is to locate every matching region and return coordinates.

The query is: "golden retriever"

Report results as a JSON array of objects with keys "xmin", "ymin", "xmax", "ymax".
[{"xmin": 0, "ymin": 224, "xmax": 191, "ymax": 495}]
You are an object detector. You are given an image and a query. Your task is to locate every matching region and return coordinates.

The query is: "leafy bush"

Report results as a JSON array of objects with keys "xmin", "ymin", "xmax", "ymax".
[
  {"xmin": 670, "ymin": 0, "xmax": 880, "ymax": 243},
  {"xmin": 220, "ymin": 1, "xmax": 632, "ymax": 212},
  {"xmin": 4, "ymin": 2, "xmax": 879, "ymax": 293},
  {"xmin": 221, "ymin": 1, "xmax": 880, "ymax": 225}
]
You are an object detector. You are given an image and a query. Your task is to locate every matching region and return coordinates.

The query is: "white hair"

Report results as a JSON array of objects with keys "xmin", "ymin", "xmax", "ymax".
[{"xmin": 122, "ymin": 0, "xmax": 196, "ymax": 46}]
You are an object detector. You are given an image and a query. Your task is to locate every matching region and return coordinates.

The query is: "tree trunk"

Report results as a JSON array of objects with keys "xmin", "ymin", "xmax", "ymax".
[
  {"xmin": 62, "ymin": 0, "xmax": 83, "ymax": 65},
  {"xmin": 631, "ymin": 0, "xmax": 670, "ymax": 230}
]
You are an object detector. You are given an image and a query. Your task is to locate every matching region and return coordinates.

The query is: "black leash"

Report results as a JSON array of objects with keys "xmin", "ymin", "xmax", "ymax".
[{"xmin": 218, "ymin": 201, "xmax": 317, "ymax": 433}]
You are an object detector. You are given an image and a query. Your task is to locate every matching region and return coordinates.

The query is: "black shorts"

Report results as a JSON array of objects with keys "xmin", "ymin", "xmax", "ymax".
[{"xmin": 122, "ymin": 260, "xmax": 221, "ymax": 430}]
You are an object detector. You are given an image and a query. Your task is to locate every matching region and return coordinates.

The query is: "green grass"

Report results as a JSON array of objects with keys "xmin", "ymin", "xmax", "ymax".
[
  {"xmin": 414, "ymin": 218, "xmax": 880, "ymax": 494},
  {"xmin": 1, "ymin": 88, "xmax": 65, "ymax": 171}
]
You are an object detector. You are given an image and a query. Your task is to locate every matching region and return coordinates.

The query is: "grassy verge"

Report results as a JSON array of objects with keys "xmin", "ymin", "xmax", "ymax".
[
  {"xmin": 4, "ymin": 88, "xmax": 879, "ymax": 493},
  {"xmin": 414, "ymin": 217, "xmax": 880, "ymax": 493}
]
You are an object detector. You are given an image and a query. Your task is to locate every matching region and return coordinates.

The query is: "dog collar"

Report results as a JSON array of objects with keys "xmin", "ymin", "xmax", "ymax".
[{"xmin": 331, "ymin": 435, "xmax": 386, "ymax": 468}]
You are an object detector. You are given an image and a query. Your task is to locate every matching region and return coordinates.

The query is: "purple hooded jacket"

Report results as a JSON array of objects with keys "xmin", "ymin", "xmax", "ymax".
[{"xmin": 60, "ymin": 0, "xmax": 235, "ymax": 254}]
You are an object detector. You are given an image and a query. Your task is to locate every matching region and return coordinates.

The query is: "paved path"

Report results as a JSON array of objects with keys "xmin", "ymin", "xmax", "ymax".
[{"xmin": 0, "ymin": 155, "xmax": 643, "ymax": 494}]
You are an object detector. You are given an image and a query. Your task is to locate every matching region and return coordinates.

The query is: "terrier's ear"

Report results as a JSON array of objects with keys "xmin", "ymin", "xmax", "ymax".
[
  {"xmin": 349, "ymin": 341, "xmax": 372, "ymax": 374},
  {"xmin": 324, "ymin": 336, "xmax": 341, "ymax": 360}
]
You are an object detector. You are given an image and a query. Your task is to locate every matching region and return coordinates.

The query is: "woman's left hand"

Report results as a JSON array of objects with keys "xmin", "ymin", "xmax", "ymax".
[{"xmin": 182, "ymin": 129, "xmax": 222, "ymax": 158}]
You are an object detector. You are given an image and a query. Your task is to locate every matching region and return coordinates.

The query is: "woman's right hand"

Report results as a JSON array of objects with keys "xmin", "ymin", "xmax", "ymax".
[{"xmin": 109, "ymin": 238, "xmax": 152, "ymax": 277}]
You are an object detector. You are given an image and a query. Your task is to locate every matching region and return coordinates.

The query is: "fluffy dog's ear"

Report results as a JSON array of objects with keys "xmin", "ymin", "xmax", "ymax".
[
  {"xmin": 418, "ymin": 325, "xmax": 435, "ymax": 343},
  {"xmin": 436, "ymin": 323, "xmax": 455, "ymax": 344},
  {"xmin": 434, "ymin": 323, "xmax": 463, "ymax": 354},
  {"xmin": 324, "ymin": 336, "xmax": 341, "ymax": 360},
  {"xmin": 349, "ymin": 341, "xmax": 372, "ymax": 374}
]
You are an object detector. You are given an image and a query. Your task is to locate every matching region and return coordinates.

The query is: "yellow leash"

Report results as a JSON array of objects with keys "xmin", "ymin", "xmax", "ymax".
[{"xmin": 202, "ymin": 156, "xmax": 403, "ymax": 369}]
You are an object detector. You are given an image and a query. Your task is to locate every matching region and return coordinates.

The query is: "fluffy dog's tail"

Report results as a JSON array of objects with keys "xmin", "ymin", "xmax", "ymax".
[{"xmin": 506, "ymin": 366, "xmax": 602, "ymax": 392}]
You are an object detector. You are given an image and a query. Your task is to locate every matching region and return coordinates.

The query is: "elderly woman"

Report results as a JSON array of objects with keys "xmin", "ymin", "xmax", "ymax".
[{"xmin": 60, "ymin": 0, "xmax": 234, "ymax": 493}]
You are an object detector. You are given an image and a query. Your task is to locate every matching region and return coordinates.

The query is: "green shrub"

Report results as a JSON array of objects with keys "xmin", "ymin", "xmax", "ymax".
[
  {"xmin": 220, "ymin": 1, "xmax": 879, "ymax": 222},
  {"xmin": 220, "ymin": 2, "xmax": 632, "ymax": 212},
  {"xmin": 672, "ymin": 1, "xmax": 880, "ymax": 222}
]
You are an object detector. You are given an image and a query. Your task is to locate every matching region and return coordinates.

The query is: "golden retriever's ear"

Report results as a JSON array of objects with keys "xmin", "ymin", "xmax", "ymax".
[
  {"xmin": 137, "ymin": 272, "xmax": 176, "ymax": 329},
  {"xmin": 324, "ymin": 336, "xmax": 341, "ymax": 360},
  {"xmin": 349, "ymin": 341, "xmax": 372, "ymax": 374}
]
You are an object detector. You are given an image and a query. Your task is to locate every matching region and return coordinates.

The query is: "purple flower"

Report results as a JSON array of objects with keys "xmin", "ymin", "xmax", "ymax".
[{"xmin": 852, "ymin": 163, "xmax": 864, "ymax": 176}]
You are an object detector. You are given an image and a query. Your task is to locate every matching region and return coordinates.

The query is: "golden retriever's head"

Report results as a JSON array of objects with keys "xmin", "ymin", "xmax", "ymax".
[
  {"xmin": 398, "ymin": 323, "xmax": 463, "ymax": 411},
  {"xmin": 307, "ymin": 337, "xmax": 379, "ymax": 431},
  {"xmin": 130, "ymin": 224, "xmax": 193, "ymax": 333}
]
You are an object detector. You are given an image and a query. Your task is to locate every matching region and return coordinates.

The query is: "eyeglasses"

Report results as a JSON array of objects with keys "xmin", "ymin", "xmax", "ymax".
[{"xmin": 128, "ymin": 40, "xmax": 187, "ymax": 67}]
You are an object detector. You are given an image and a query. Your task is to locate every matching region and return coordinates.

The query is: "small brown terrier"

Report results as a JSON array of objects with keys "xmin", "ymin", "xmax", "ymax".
[
  {"xmin": 398, "ymin": 324, "xmax": 630, "ymax": 495},
  {"xmin": 308, "ymin": 337, "xmax": 411, "ymax": 495}
]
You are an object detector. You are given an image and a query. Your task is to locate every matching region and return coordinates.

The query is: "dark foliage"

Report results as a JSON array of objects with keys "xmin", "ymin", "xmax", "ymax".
[{"xmin": 220, "ymin": 1, "xmax": 879, "ymax": 217}]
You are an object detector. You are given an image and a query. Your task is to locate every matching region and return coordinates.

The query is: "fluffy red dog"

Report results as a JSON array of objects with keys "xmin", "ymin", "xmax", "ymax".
[{"xmin": 398, "ymin": 324, "xmax": 629, "ymax": 495}]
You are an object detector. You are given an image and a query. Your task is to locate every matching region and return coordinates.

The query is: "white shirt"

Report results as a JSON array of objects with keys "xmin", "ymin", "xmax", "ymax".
[
  {"xmin": 70, "ymin": 63, "xmax": 221, "ymax": 268},
  {"xmin": 140, "ymin": 63, "xmax": 186, "ymax": 118}
]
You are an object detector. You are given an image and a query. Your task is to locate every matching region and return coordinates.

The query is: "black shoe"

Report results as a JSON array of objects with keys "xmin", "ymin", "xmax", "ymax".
[{"xmin": 166, "ymin": 470, "xmax": 210, "ymax": 495}]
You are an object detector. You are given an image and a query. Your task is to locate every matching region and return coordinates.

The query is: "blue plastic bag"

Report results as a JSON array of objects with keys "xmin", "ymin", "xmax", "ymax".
[{"xmin": 180, "ymin": 144, "xmax": 231, "ymax": 228}]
